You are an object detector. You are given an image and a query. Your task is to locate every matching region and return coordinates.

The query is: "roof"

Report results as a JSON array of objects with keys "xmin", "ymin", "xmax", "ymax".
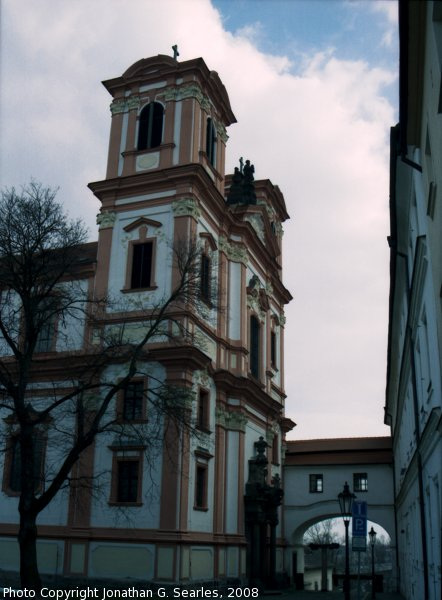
[{"xmin": 285, "ymin": 436, "xmax": 393, "ymax": 466}]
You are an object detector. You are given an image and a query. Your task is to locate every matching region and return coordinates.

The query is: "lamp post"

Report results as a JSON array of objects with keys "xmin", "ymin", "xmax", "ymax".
[
  {"xmin": 338, "ymin": 482, "xmax": 356, "ymax": 600},
  {"xmin": 369, "ymin": 526, "xmax": 377, "ymax": 599}
]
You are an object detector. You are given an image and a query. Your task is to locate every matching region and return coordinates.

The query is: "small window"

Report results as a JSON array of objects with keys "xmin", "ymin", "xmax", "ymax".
[
  {"xmin": 309, "ymin": 474, "xmax": 323, "ymax": 493},
  {"xmin": 131, "ymin": 242, "xmax": 153, "ymax": 289},
  {"xmin": 122, "ymin": 381, "xmax": 145, "ymax": 421},
  {"xmin": 353, "ymin": 473, "xmax": 368, "ymax": 492},
  {"xmin": 250, "ymin": 315, "xmax": 260, "ymax": 379},
  {"xmin": 117, "ymin": 460, "xmax": 140, "ymax": 503},
  {"xmin": 195, "ymin": 464, "xmax": 208, "ymax": 509},
  {"xmin": 197, "ymin": 389, "xmax": 210, "ymax": 432},
  {"xmin": 270, "ymin": 330, "xmax": 277, "ymax": 368},
  {"xmin": 200, "ymin": 253, "xmax": 211, "ymax": 303},
  {"xmin": 206, "ymin": 118, "xmax": 217, "ymax": 166},
  {"xmin": 137, "ymin": 102, "xmax": 163, "ymax": 150}
]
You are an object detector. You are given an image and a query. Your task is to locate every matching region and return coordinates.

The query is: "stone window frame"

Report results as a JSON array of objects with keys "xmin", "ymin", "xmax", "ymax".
[
  {"xmin": 108, "ymin": 445, "xmax": 145, "ymax": 506},
  {"xmin": 116, "ymin": 377, "xmax": 149, "ymax": 424}
]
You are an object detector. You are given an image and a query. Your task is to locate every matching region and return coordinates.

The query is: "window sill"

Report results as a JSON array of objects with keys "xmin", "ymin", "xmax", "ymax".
[
  {"xmin": 193, "ymin": 506, "xmax": 209, "ymax": 512},
  {"xmin": 121, "ymin": 286, "xmax": 158, "ymax": 294},
  {"xmin": 108, "ymin": 501, "xmax": 143, "ymax": 507},
  {"xmin": 196, "ymin": 426, "xmax": 212, "ymax": 435},
  {"xmin": 123, "ymin": 144, "xmax": 175, "ymax": 157},
  {"xmin": 2, "ymin": 488, "xmax": 21, "ymax": 497}
]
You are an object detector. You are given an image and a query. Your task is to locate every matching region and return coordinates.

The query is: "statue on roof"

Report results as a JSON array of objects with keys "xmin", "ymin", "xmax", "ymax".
[{"xmin": 226, "ymin": 158, "xmax": 257, "ymax": 205}]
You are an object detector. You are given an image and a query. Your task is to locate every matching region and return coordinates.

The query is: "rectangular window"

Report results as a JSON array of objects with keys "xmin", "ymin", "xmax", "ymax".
[
  {"xmin": 309, "ymin": 474, "xmax": 323, "ymax": 493},
  {"xmin": 250, "ymin": 315, "xmax": 260, "ymax": 379},
  {"xmin": 200, "ymin": 253, "xmax": 211, "ymax": 303},
  {"xmin": 3, "ymin": 435, "xmax": 45, "ymax": 495},
  {"xmin": 131, "ymin": 242, "xmax": 153, "ymax": 289},
  {"xmin": 197, "ymin": 389, "xmax": 210, "ymax": 431},
  {"xmin": 270, "ymin": 331, "xmax": 277, "ymax": 368},
  {"xmin": 123, "ymin": 381, "xmax": 144, "ymax": 421},
  {"xmin": 353, "ymin": 473, "xmax": 368, "ymax": 492},
  {"xmin": 117, "ymin": 460, "xmax": 140, "ymax": 503},
  {"xmin": 195, "ymin": 464, "xmax": 208, "ymax": 509},
  {"xmin": 35, "ymin": 314, "xmax": 56, "ymax": 353},
  {"xmin": 272, "ymin": 434, "xmax": 279, "ymax": 465}
]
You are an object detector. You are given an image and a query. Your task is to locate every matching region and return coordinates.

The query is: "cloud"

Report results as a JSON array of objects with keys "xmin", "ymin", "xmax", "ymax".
[
  {"xmin": 0, "ymin": 0, "xmax": 396, "ymax": 440},
  {"xmin": 370, "ymin": 0, "xmax": 398, "ymax": 48}
]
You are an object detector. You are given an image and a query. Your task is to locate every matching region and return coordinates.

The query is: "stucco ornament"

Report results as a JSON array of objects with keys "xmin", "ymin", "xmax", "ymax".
[
  {"xmin": 219, "ymin": 236, "xmax": 248, "ymax": 265},
  {"xmin": 216, "ymin": 406, "xmax": 248, "ymax": 432},
  {"xmin": 127, "ymin": 95, "xmax": 141, "ymax": 111},
  {"xmin": 109, "ymin": 98, "xmax": 126, "ymax": 115},
  {"xmin": 163, "ymin": 83, "xmax": 211, "ymax": 111},
  {"xmin": 279, "ymin": 310, "xmax": 286, "ymax": 327},
  {"xmin": 215, "ymin": 121, "xmax": 228, "ymax": 143},
  {"xmin": 246, "ymin": 275, "xmax": 269, "ymax": 321},
  {"xmin": 172, "ymin": 198, "xmax": 201, "ymax": 219},
  {"xmin": 96, "ymin": 211, "xmax": 117, "ymax": 229},
  {"xmin": 194, "ymin": 369, "xmax": 211, "ymax": 388},
  {"xmin": 245, "ymin": 214, "xmax": 265, "ymax": 242}
]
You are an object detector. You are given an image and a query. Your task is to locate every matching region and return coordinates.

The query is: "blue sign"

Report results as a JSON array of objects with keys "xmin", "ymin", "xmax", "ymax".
[{"xmin": 352, "ymin": 501, "xmax": 367, "ymax": 537}]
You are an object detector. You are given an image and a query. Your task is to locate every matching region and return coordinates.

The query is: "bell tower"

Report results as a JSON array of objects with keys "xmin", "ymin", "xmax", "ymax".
[
  {"xmin": 87, "ymin": 52, "xmax": 293, "ymax": 586},
  {"xmin": 102, "ymin": 54, "xmax": 236, "ymax": 193}
]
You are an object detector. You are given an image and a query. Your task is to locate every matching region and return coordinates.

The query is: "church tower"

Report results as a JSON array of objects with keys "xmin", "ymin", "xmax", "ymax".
[{"xmin": 87, "ymin": 53, "xmax": 293, "ymax": 584}]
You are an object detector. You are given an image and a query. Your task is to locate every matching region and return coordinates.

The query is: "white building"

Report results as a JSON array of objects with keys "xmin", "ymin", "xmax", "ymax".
[{"xmin": 386, "ymin": 2, "xmax": 442, "ymax": 599}]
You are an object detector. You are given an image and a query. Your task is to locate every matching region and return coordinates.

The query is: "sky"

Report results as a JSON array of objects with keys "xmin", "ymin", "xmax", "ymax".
[{"xmin": 0, "ymin": 0, "xmax": 398, "ymax": 440}]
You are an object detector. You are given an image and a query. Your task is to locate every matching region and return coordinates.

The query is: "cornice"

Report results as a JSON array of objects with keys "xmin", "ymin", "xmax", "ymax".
[{"xmin": 212, "ymin": 369, "xmax": 283, "ymax": 417}]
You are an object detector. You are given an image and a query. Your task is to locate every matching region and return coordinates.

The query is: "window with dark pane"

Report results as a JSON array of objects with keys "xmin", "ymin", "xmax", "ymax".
[
  {"xmin": 131, "ymin": 242, "xmax": 153, "ymax": 289},
  {"xmin": 309, "ymin": 474, "xmax": 323, "ymax": 493},
  {"xmin": 9, "ymin": 435, "xmax": 44, "ymax": 493},
  {"xmin": 270, "ymin": 330, "xmax": 277, "ymax": 368},
  {"xmin": 123, "ymin": 381, "xmax": 144, "ymax": 421},
  {"xmin": 250, "ymin": 315, "xmax": 260, "ymax": 379},
  {"xmin": 195, "ymin": 464, "xmax": 207, "ymax": 508},
  {"xmin": 272, "ymin": 434, "xmax": 279, "ymax": 464},
  {"xmin": 35, "ymin": 302, "xmax": 56, "ymax": 353},
  {"xmin": 353, "ymin": 472, "xmax": 368, "ymax": 492},
  {"xmin": 206, "ymin": 118, "xmax": 216, "ymax": 166},
  {"xmin": 200, "ymin": 253, "xmax": 211, "ymax": 303},
  {"xmin": 137, "ymin": 102, "xmax": 163, "ymax": 151},
  {"xmin": 117, "ymin": 460, "xmax": 139, "ymax": 502},
  {"xmin": 197, "ymin": 389, "xmax": 210, "ymax": 431}
]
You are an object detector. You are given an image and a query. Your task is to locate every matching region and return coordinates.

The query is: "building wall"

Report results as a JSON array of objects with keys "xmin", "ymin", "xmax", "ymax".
[
  {"xmin": 0, "ymin": 54, "xmax": 292, "ymax": 584},
  {"xmin": 387, "ymin": 3, "xmax": 442, "ymax": 599}
]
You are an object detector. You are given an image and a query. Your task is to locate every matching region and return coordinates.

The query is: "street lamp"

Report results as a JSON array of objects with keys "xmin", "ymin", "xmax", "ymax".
[
  {"xmin": 369, "ymin": 526, "xmax": 377, "ymax": 599},
  {"xmin": 338, "ymin": 482, "xmax": 356, "ymax": 600}
]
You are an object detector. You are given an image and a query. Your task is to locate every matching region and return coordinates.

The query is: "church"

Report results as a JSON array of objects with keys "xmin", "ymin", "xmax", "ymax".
[{"xmin": 0, "ymin": 53, "xmax": 294, "ymax": 585}]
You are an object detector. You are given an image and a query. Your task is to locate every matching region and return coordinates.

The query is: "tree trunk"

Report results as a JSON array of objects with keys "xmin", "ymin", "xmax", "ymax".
[{"xmin": 18, "ymin": 509, "xmax": 41, "ymax": 591}]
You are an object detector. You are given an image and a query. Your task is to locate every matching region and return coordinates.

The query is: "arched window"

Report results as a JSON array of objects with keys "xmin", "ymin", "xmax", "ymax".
[
  {"xmin": 250, "ymin": 315, "xmax": 260, "ymax": 379},
  {"xmin": 206, "ymin": 117, "xmax": 217, "ymax": 166},
  {"xmin": 137, "ymin": 102, "xmax": 164, "ymax": 151}
]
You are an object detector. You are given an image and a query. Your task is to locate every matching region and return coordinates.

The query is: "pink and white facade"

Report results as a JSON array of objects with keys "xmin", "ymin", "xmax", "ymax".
[{"xmin": 0, "ymin": 54, "xmax": 293, "ymax": 583}]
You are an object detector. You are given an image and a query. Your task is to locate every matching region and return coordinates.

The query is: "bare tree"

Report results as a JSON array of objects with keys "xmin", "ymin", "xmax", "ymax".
[
  {"xmin": 303, "ymin": 519, "xmax": 341, "ymax": 546},
  {"xmin": 0, "ymin": 183, "xmax": 212, "ymax": 589}
]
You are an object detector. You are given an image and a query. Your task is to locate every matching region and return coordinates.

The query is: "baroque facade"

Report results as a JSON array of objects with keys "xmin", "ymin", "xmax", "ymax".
[
  {"xmin": 0, "ymin": 55, "xmax": 293, "ymax": 584},
  {"xmin": 386, "ymin": 2, "xmax": 442, "ymax": 599}
]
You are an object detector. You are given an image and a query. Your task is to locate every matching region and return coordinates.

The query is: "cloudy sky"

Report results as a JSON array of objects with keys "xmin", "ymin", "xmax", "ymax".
[{"xmin": 0, "ymin": 0, "xmax": 398, "ymax": 440}]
